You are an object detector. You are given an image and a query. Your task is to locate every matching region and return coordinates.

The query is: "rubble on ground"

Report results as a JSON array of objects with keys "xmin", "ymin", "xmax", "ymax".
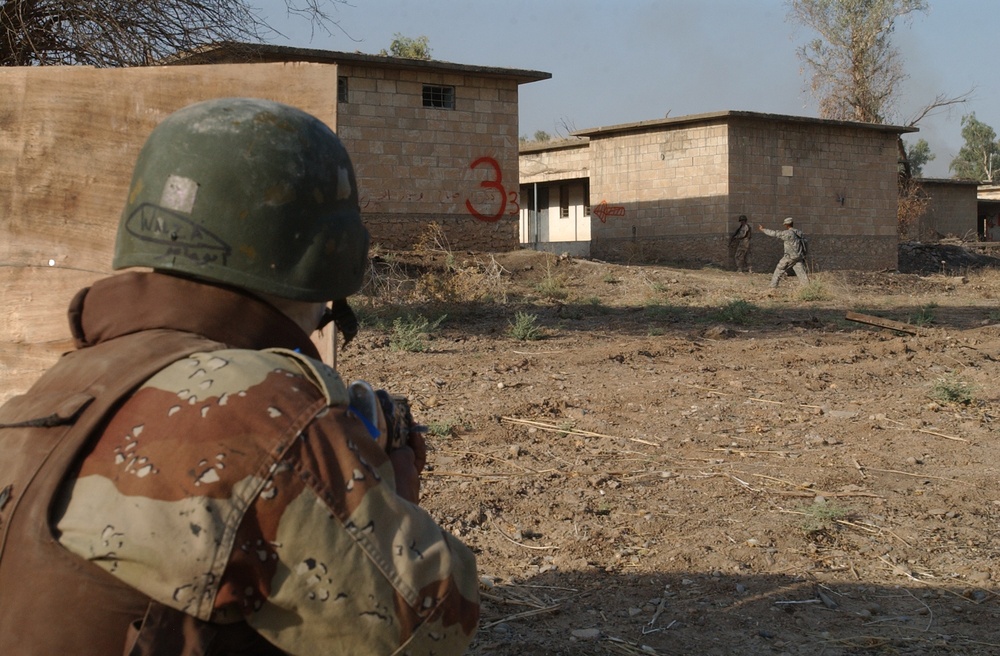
[{"xmin": 898, "ymin": 239, "xmax": 1000, "ymax": 274}]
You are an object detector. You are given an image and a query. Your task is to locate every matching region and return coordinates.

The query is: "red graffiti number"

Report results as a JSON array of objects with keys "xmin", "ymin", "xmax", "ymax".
[
  {"xmin": 507, "ymin": 190, "xmax": 520, "ymax": 216},
  {"xmin": 465, "ymin": 156, "xmax": 507, "ymax": 222}
]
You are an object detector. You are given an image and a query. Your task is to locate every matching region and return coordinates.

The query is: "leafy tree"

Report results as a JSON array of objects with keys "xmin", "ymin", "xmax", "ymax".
[
  {"xmin": 905, "ymin": 138, "xmax": 934, "ymax": 177},
  {"xmin": 949, "ymin": 113, "xmax": 1000, "ymax": 182},
  {"xmin": 788, "ymin": 0, "xmax": 929, "ymax": 123},
  {"xmin": 518, "ymin": 130, "xmax": 552, "ymax": 145},
  {"xmin": 0, "ymin": 1, "xmax": 341, "ymax": 67},
  {"xmin": 379, "ymin": 33, "xmax": 431, "ymax": 60},
  {"xmin": 787, "ymin": 0, "xmax": 973, "ymax": 229}
]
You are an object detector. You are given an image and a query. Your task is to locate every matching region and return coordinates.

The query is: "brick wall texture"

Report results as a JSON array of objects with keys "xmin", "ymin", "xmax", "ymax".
[
  {"xmin": 588, "ymin": 116, "xmax": 902, "ymax": 271},
  {"xmin": 916, "ymin": 181, "xmax": 979, "ymax": 240},
  {"xmin": 335, "ymin": 64, "xmax": 521, "ymax": 252},
  {"xmin": 520, "ymin": 141, "xmax": 590, "ymax": 184}
]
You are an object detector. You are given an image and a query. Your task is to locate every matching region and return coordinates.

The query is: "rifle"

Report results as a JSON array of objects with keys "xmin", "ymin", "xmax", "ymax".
[{"xmin": 348, "ymin": 380, "xmax": 426, "ymax": 452}]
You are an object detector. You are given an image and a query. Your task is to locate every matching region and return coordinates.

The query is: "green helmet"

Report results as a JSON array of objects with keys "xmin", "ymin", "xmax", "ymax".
[{"xmin": 113, "ymin": 97, "xmax": 369, "ymax": 301}]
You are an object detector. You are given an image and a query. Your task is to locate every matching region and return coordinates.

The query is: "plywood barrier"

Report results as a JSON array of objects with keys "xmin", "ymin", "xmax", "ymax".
[{"xmin": 0, "ymin": 63, "xmax": 340, "ymax": 403}]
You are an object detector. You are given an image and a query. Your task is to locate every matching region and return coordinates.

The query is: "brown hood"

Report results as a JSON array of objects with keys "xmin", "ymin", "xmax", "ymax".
[{"xmin": 67, "ymin": 271, "xmax": 321, "ymax": 360}]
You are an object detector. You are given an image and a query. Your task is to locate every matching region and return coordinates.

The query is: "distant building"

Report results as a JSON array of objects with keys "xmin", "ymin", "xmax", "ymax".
[
  {"xmin": 520, "ymin": 111, "xmax": 916, "ymax": 271},
  {"xmin": 170, "ymin": 43, "xmax": 550, "ymax": 251},
  {"xmin": 519, "ymin": 137, "xmax": 591, "ymax": 257},
  {"xmin": 979, "ymin": 184, "xmax": 1000, "ymax": 241},
  {"xmin": 910, "ymin": 178, "xmax": 979, "ymax": 241}
]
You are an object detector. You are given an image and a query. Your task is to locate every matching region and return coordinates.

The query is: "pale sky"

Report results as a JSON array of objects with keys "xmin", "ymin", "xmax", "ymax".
[{"xmin": 257, "ymin": 0, "xmax": 998, "ymax": 179}]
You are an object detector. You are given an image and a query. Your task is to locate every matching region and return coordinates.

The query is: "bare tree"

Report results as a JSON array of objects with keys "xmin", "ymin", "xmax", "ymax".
[{"xmin": 0, "ymin": 0, "xmax": 345, "ymax": 67}]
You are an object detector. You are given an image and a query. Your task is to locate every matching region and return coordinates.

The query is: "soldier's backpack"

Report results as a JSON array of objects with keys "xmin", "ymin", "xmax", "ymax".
[{"xmin": 791, "ymin": 229, "xmax": 808, "ymax": 259}]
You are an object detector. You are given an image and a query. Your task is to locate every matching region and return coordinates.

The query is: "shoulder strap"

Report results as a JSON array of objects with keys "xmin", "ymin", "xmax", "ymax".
[
  {"xmin": 264, "ymin": 347, "xmax": 349, "ymax": 407},
  {"xmin": 0, "ymin": 330, "xmax": 225, "ymax": 655}
]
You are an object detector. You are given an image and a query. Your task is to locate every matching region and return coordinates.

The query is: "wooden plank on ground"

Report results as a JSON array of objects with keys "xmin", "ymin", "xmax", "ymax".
[{"xmin": 844, "ymin": 311, "xmax": 921, "ymax": 335}]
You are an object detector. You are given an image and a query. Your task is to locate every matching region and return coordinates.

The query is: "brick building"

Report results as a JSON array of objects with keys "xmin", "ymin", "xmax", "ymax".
[
  {"xmin": 979, "ymin": 184, "xmax": 1000, "ymax": 241},
  {"xmin": 910, "ymin": 179, "xmax": 980, "ymax": 241},
  {"xmin": 171, "ymin": 43, "xmax": 550, "ymax": 252},
  {"xmin": 520, "ymin": 111, "xmax": 915, "ymax": 271},
  {"xmin": 0, "ymin": 46, "xmax": 549, "ymax": 402}
]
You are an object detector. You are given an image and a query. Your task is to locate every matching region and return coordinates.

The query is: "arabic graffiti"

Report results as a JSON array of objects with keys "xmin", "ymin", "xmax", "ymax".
[
  {"xmin": 123, "ymin": 203, "xmax": 231, "ymax": 265},
  {"xmin": 357, "ymin": 156, "xmax": 520, "ymax": 222}
]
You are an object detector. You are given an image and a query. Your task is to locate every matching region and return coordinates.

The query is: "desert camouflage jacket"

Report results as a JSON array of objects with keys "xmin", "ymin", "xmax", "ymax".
[{"xmin": 51, "ymin": 272, "xmax": 480, "ymax": 654}]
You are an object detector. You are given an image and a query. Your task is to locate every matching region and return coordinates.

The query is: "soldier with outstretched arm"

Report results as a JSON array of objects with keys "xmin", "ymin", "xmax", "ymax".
[{"xmin": 758, "ymin": 216, "xmax": 810, "ymax": 288}]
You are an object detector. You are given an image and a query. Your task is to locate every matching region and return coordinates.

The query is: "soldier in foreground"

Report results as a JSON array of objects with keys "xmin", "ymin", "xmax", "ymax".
[
  {"xmin": 758, "ymin": 216, "xmax": 810, "ymax": 288},
  {"xmin": 0, "ymin": 98, "xmax": 479, "ymax": 655}
]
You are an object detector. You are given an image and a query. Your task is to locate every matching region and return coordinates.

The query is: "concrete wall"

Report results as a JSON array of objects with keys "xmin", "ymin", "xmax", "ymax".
[
  {"xmin": 589, "ymin": 122, "xmax": 730, "ymax": 265},
  {"xmin": 916, "ymin": 180, "xmax": 979, "ymax": 240},
  {"xmin": 587, "ymin": 116, "xmax": 901, "ymax": 271},
  {"xmin": 336, "ymin": 64, "xmax": 521, "ymax": 252},
  {"xmin": 520, "ymin": 140, "xmax": 590, "ymax": 183},
  {"xmin": 728, "ymin": 118, "xmax": 900, "ymax": 272}
]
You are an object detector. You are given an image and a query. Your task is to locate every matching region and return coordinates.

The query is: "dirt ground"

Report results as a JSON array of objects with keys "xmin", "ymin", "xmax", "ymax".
[{"xmin": 337, "ymin": 246, "xmax": 1000, "ymax": 656}]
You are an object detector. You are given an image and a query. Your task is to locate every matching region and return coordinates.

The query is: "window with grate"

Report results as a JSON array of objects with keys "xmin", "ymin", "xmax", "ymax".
[
  {"xmin": 337, "ymin": 77, "xmax": 348, "ymax": 103},
  {"xmin": 559, "ymin": 184, "xmax": 570, "ymax": 218},
  {"xmin": 422, "ymin": 84, "xmax": 455, "ymax": 109}
]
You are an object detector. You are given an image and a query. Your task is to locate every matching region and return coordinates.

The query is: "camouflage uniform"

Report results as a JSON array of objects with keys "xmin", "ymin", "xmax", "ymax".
[
  {"xmin": 761, "ymin": 226, "xmax": 809, "ymax": 288},
  {"xmin": 2, "ymin": 271, "xmax": 479, "ymax": 655},
  {"xmin": 731, "ymin": 220, "xmax": 752, "ymax": 273}
]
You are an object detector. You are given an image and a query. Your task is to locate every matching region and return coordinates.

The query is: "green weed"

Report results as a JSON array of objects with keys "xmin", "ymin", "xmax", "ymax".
[
  {"xmin": 798, "ymin": 280, "xmax": 831, "ymax": 301},
  {"xmin": 929, "ymin": 375, "xmax": 977, "ymax": 405},
  {"xmin": 426, "ymin": 418, "xmax": 457, "ymax": 438},
  {"xmin": 712, "ymin": 299, "xmax": 758, "ymax": 324},
  {"xmin": 800, "ymin": 501, "xmax": 848, "ymax": 534},
  {"xmin": 534, "ymin": 260, "xmax": 569, "ymax": 300},
  {"xmin": 911, "ymin": 304, "xmax": 937, "ymax": 327},
  {"xmin": 508, "ymin": 311, "xmax": 543, "ymax": 341},
  {"xmin": 390, "ymin": 314, "xmax": 446, "ymax": 352}
]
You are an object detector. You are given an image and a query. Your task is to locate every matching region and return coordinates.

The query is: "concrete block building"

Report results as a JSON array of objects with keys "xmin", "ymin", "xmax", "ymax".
[
  {"xmin": 979, "ymin": 184, "xmax": 1000, "ymax": 241},
  {"xmin": 171, "ymin": 44, "xmax": 550, "ymax": 252},
  {"xmin": 0, "ymin": 45, "xmax": 549, "ymax": 402},
  {"xmin": 520, "ymin": 111, "xmax": 915, "ymax": 271},
  {"xmin": 911, "ymin": 179, "xmax": 980, "ymax": 240},
  {"xmin": 519, "ymin": 138, "xmax": 591, "ymax": 256}
]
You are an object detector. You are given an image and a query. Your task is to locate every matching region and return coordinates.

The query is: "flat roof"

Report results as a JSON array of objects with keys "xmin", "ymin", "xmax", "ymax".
[
  {"xmin": 163, "ymin": 42, "xmax": 551, "ymax": 85},
  {"xmin": 920, "ymin": 177, "xmax": 981, "ymax": 186},
  {"xmin": 519, "ymin": 137, "xmax": 589, "ymax": 154},
  {"xmin": 572, "ymin": 110, "xmax": 917, "ymax": 138}
]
